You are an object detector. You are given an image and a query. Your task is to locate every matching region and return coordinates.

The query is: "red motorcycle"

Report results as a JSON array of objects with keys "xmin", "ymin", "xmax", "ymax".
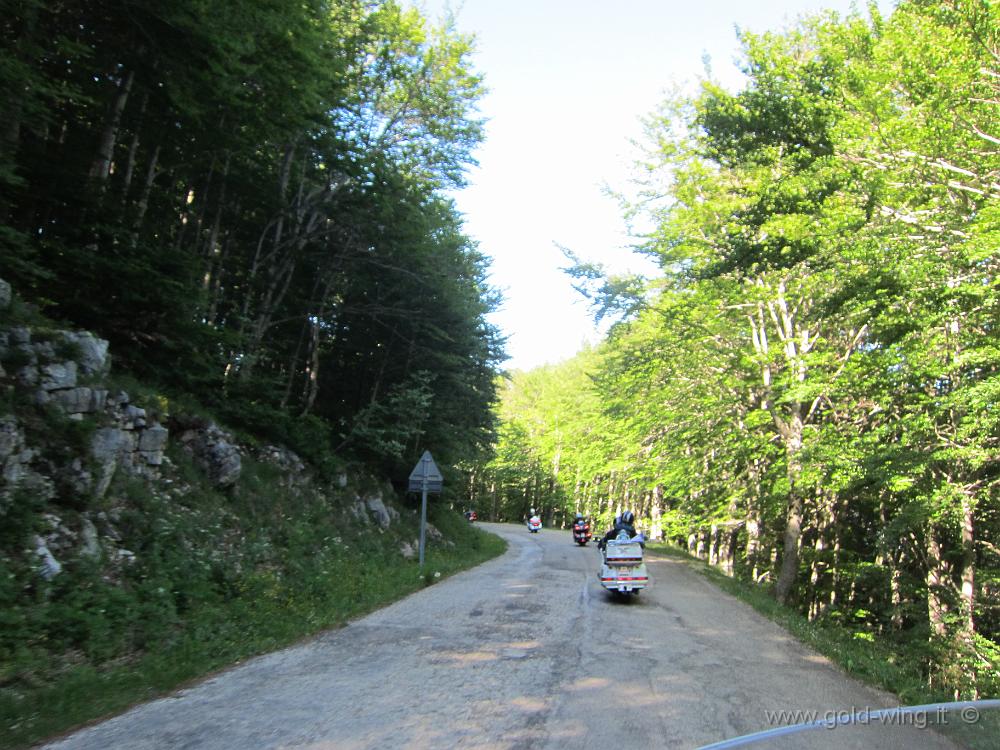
[
  {"xmin": 572, "ymin": 519, "xmax": 592, "ymax": 546},
  {"xmin": 464, "ymin": 510, "xmax": 477, "ymax": 523}
]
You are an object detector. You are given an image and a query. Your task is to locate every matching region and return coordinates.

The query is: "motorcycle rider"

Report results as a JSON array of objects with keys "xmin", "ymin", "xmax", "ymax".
[
  {"xmin": 527, "ymin": 507, "xmax": 541, "ymax": 530},
  {"xmin": 598, "ymin": 510, "xmax": 642, "ymax": 549}
]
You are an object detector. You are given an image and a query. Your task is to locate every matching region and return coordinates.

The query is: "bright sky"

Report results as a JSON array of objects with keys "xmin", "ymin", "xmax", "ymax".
[{"xmin": 412, "ymin": 0, "xmax": 896, "ymax": 372}]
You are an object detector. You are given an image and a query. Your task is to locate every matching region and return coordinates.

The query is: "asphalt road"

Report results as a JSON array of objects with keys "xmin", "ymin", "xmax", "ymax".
[{"xmin": 44, "ymin": 523, "xmax": 965, "ymax": 749}]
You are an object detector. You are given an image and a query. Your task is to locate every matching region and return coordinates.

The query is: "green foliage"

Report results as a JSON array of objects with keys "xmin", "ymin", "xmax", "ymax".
[
  {"xmin": 336, "ymin": 370, "xmax": 435, "ymax": 462},
  {"xmin": 470, "ymin": 0, "xmax": 1000, "ymax": 700},
  {"xmin": 0, "ymin": 0, "xmax": 502, "ymax": 481}
]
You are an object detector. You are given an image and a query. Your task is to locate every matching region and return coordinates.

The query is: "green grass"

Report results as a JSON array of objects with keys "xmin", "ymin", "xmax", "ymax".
[{"xmin": 647, "ymin": 542, "xmax": 999, "ymax": 749}]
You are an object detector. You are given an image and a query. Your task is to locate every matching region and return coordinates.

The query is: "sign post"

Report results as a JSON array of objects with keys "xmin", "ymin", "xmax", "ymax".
[{"xmin": 408, "ymin": 450, "xmax": 443, "ymax": 566}]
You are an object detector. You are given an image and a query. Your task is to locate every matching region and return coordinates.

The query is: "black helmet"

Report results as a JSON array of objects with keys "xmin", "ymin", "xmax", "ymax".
[{"xmin": 621, "ymin": 510, "xmax": 635, "ymax": 525}]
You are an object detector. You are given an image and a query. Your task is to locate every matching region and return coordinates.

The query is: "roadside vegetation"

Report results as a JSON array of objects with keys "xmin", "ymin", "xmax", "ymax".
[{"xmin": 470, "ymin": 0, "xmax": 999, "ymax": 705}]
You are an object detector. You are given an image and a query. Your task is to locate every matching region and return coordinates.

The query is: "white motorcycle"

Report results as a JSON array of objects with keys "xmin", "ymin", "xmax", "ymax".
[
  {"xmin": 527, "ymin": 515, "xmax": 542, "ymax": 533},
  {"xmin": 598, "ymin": 531, "xmax": 649, "ymax": 595}
]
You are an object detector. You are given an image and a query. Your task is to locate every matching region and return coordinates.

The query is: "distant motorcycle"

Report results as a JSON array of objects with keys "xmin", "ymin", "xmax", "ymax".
[
  {"xmin": 527, "ymin": 515, "xmax": 542, "ymax": 533},
  {"xmin": 572, "ymin": 519, "xmax": 592, "ymax": 545},
  {"xmin": 464, "ymin": 510, "xmax": 477, "ymax": 523}
]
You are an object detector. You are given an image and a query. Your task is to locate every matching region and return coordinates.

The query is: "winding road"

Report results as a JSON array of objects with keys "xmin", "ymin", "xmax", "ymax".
[{"xmin": 45, "ymin": 523, "xmax": 965, "ymax": 749}]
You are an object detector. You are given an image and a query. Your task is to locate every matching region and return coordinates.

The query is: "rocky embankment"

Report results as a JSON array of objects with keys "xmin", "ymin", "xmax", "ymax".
[{"xmin": 0, "ymin": 277, "xmax": 427, "ymax": 587}]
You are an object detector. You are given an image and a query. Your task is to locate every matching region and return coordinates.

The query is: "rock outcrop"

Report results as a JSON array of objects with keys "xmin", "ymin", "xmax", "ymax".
[
  {"xmin": 0, "ymin": 276, "xmax": 413, "ymax": 582},
  {"xmin": 0, "ymin": 322, "xmax": 175, "ymax": 499},
  {"xmin": 0, "ymin": 414, "xmax": 56, "ymax": 511},
  {"xmin": 173, "ymin": 417, "xmax": 242, "ymax": 489}
]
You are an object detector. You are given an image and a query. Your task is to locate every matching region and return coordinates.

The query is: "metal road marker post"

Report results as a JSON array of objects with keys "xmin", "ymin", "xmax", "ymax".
[{"xmin": 407, "ymin": 450, "xmax": 443, "ymax": 567}]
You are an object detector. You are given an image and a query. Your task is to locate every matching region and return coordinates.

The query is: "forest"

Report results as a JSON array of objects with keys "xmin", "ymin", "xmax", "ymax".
[
  {"xmin": 0, "ymin": 0, "xmax": 504, "ymax": 485},
  {"xmin": 468, "ymin": 0, "xmax": 1000, "ymax": 698}
]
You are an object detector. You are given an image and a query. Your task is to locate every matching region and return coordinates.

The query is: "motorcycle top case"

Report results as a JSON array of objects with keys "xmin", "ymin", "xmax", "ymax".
[{"xmin": 604, "ymin": 540, "xmax": 643, "ymax": 564}]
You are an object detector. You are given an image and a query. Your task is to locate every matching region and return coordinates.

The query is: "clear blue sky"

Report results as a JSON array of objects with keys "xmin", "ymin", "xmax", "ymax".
[{"xmin": 411, "ymin": 0, "xmax": 897, "ymax": 372}]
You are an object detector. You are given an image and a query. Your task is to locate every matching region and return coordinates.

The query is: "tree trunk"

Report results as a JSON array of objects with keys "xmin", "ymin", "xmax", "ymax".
[
  {"xmin": 238, "ymin": 254, "xmax": 298, "ymax": 380},
  {"xmin": 959, "ymin": 493, "xmax": 976, "ymax": 639},
  {"xmin": 89, "ymin": 68, "xmax": 135, "ymax": 184},
  {"xmin": 199, "ymin": 157, "xmax": 230, "ymax": 322},
  {"xmin": 650, "ymin": 484, "xmax": 664, "ymax": 541},
  {"xmin": 129, "ymin": 143, "xmax": 161, "ymax": 247},
  {"xmin": 809, "ymin": 536, "xmax": 822, "ymax": 622},
  {"xmin": 300, "ymin": 280, "xmax": 337, "ymax": 418},
  {"xmin": 120, "ymin": 89, "xmax": 149, "ymax": 200},
  {"xmin": 809, "ymin": 491, "xmax": 836, "ymax": 620},
  {"xmin": 606, "ymin": 472, "xmax": 617, "ymax": 518},
  {"xmin": 202, "ymin": 157, "xmax": 229, "ymax": 260},
  {"xmin": 746, "ymin": 517, "xmax": 761, "ymax": 581},
  {"xmin": 0, "ymin": 4, "xmax": 40, "ymax": 223},
  {"xmin": 179, "ymin": 161, "xmax": 216, "ymax": 253},
  {"xmin": 956, "ymin": 492, "xmax": 977, "ymax": 697},
  {"xmin": 774, "ymin": 414, "xmax": 805, "ymax": 605},
  {"xmin": 281, "ymin": 315, "xmax": 312, "ymax": 409},
  {"xmin": 745, "ymin": 456, "xmax": 763, "ymax": 581},
  {"xmin": 722, "ymin": 527, "xmax": 737, "ymax": 575},
  {"xmin": 926, "ymin": 525, "xmax": 951, "ymax": 639},
  {"xmin": 747, "ymin": 280, "xmax": 814, "ymax": 606},
  {"xmin": 829, "ymin": 501, "xmax": 842, "ymax": 616},
  {"xmin": 775, "ymin": 495, "xmax": 804, "ymax": 604},
  {"xmin": 299, "ymin": 315, "xmax": 322, "ymax": 415},
  {"xmin": 1, "ymin": 4, "xmax": 38, "ymax": 162}
]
